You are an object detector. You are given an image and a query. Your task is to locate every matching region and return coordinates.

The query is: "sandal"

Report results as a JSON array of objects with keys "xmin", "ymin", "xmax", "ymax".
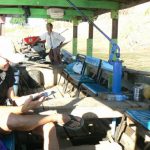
[{"xmin": 63, "ymin": 115, "xmax": 84, "ymax": 130}]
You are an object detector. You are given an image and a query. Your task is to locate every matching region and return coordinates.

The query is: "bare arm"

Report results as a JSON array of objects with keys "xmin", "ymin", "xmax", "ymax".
[
  {"xmin": 0, "ymin": 96, "xmax": 45, "ymax": 114},
  {"xmin": 7, "ymin": 87, "xmax": 26, "ymax": 106},
  {"xmin": 0, "ymin": 105, "xmax": 22, "ymax": 114},
  {"xmin": 7, "ymin": 87, "xmax": 43, "ymax": 106},
  {"xmin": 7, "ymin": 87, "xmax": 17, "ymax": 99}
]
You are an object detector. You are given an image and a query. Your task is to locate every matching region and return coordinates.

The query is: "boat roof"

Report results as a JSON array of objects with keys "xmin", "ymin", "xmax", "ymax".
[{"xmin": 0, "ymin": 0, "xmax": 149, "ymax": 21}]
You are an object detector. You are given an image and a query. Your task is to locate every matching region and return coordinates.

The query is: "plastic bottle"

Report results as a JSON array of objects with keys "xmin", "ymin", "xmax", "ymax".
[
  {"xmin": 133, "ymin": 83, "xmax": 143, "ymax": 101},
  {"xmin": 107, "ymin": 94, "xmax": 128, "ymax": 101}
]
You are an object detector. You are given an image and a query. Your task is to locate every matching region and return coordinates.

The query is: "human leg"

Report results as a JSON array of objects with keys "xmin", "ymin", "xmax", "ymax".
[
  {"xmin": 0, "ymin": 112, "xmax": 61, "ymax": 150},
  {"xmin": 52, "ymin": 48, "xmax": 58, "ymax": 65},
  {"xmin": 0, "ymin": 112, "xmax": 71, "ymax": 132},
  {"xmin": 0, "ymin": 112, "xmax": 83, "ymax": 150},
  {"xmin": 52, "ymin": 48, "xmax": 61, "ymax": 65},
  {"xmin": 32, "ymin": 122, "xmax": 59, "ymax": 150},
  {"xmin": 43, "ymin": 122, "xmax": 59, "ymax": 150},
  {"xmin": 55, "ymin": 48, "xmax": 62, "ymax": 64},
  {"xmin": 0, "ymin": 113, "xmax": 65, "ymax": 150},
  {"xmin": 49, "ymin": 49, "xmax": 54, "ymax": 64}
]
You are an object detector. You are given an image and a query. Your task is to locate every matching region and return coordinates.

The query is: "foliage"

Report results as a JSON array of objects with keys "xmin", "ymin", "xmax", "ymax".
[
  {"xmin": 46, "ymin": 18, "xmax": 54, "ymax": 23},
  {"xmin": 10, "ymin": 17, "xmax": 26, "ymax": 25}
]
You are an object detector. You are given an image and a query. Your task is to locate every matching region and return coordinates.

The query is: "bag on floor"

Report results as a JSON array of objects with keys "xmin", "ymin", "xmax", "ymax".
[{"xmin": 72, "ymin": 62, "xmax": 83, "ymax": 74}]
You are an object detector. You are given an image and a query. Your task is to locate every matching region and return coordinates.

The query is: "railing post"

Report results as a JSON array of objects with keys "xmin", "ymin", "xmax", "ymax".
[
  {"xmin": 72, "ymin": 18, "xmax": 78, "ymax": 55},
  {"xmin": 108, "ymin": 10, "xmax": 119, "ymax": 90},
  {"xmin": 87, "ymin": 20, "xmax": 93, "ymax": 56}
]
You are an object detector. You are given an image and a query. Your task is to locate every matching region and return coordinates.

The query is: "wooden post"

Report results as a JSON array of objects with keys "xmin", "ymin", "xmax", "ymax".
[
  {"xmin": 0, "ymin": 23, "xmax": 2, "ymax": 35},
  {"xmin": 0, "ymin": 15, "xmax": 5, "ymax": 35},
  {"xmin": 72, "ymin": 19, "xmax": 78, "ymax": 55},
  {"xmin": 110, "ymin": 10, "xmax": 119, "ymax": 56},
  {"xmin": 108, "ymin": 10, "xmax": 119, "ymax": 90},
  {"xmin": 87, "ymin": 22, "xmax": 93, "ymax": 56}
]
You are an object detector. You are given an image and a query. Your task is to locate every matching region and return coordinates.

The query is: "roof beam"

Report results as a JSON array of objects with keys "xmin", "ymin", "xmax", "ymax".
[
  {"xmin": 0, "ymin": 8, "xmax": 94, "ymax": 19},
  {"xmin": 0, "ymin": 0, "xmax": 120, "ymax": 10}
]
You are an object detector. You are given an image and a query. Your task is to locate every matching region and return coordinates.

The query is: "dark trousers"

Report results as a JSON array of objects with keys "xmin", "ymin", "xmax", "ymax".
[{"xmin": 49, "ymin": 47, "xmax": 62, "ymax": 65}]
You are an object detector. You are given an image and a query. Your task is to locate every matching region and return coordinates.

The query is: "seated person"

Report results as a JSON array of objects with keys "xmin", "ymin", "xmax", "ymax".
[
  {"xmin": 0, "ymin": 38, "xmax": 83, "ymax": 150},
  {"xmin": 0, "ymin": 37, "xmax": 40, "ymax": 106},
  {"xmin": 0, "ymin": 95, "xmax": 77, "ymax": 150}
]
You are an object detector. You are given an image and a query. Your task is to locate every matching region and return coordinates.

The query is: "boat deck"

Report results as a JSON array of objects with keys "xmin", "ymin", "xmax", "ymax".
[
  {"xmin": 39, "ymin": 85, "xmax": 150, "ymax": 117},
  {"xmin": 33, "ymin": 85, "xmax": 150, "ymax": 150}
]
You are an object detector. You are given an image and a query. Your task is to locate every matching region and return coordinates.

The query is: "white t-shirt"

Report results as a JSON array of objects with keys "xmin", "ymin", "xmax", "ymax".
[{"xmin": 40, "ymin": 31, "xmax": 65, "ymax": 49}]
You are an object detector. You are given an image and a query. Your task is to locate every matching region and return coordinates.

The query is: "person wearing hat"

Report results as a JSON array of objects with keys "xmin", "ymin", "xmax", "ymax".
[
  {"xmin": 0, "ymin": 37, "xmax": 60, "ymax": 149},
  {"xmin": 0, "ymin": 37, "xmax": 26, "ymax": 105},
  {"xmin": 0, "ymin": 37, "xmax": 84, "ymax": 150},
  {"xmin": 0, "ymin": 94, "xmax": 73, "ymax": 150},
  {"xmin": 32, "ymin": 23, "xmax": 65, "ymax": 65}
]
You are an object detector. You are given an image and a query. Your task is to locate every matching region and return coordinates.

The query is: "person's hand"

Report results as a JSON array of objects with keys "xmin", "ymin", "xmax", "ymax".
[
  {"xmin": 33, "ymin": 92, "xmax": 51, "ymax": 101},
  {"xmin": 57, "ymin": 44, "xmax": 62, "ymax": 49},
  {"xmin": 21, "ymin": 95, "xmax": 45, "ymax": 113},
  {"xmin": 14, "ymin": 93, "xmax": 46, "ymax": 106},
  {"xmin": 13, "ymin": 93, "xmax": 40, "ymax": 106},
  {"xmin": 51, "ymin": 114, "xmax": 70, "ymax": 125}
]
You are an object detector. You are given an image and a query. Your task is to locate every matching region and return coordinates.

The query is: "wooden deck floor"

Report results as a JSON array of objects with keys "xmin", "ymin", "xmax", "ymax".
[
  {"xmin": 34, "ymin": 85, "xmax": 150, "ymax": 150},
  {"xmin": 39, "ymin": 85, "xmax": 150, "ymax": 118}
]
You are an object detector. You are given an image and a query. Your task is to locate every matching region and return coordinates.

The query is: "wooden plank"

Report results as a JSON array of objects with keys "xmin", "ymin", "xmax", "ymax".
[
  {"xmin": 41, "ymin": 96, "xmax": 150, "ymax": 116},
  {"xmin": 120, "ymin": 133, "xmax": 137, "ymax": 150},
  {"xmin": 124, "ymin": 68, "xmax": 150, "ymax": 76},
  {"xmin": 71, "ymin": 107, "xmax": 122, "ymax": 118},
  {"xmin": 126, "ymin": 114, "xmax": 150, "ymax": 141},
  {"xmin": 61, "ymin": 142, "xmax": 122, "ymax": 150}
]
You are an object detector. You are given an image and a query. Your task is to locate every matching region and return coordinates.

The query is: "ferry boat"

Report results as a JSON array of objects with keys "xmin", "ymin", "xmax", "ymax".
[{"xmin": 0, "ymin": 0, "xmax": 150, "ymax": 150}]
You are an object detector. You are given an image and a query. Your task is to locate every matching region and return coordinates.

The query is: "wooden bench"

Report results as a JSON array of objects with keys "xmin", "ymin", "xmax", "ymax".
[
  {"xmin": 59, "ymin": 53, "xmax": 86, "ymax": 92},
  {"xmin": 62, "ymin": 54, "xmax": 86, "ymax": 79},
  {"xmin": 115, "ymin": 110, "xmax": 150, "ymax": 150}
]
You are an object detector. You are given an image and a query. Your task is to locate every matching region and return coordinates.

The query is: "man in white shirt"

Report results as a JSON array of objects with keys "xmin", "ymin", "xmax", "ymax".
[{"xmin": 33, "ymin": 23, "xmax": 65, "ymax": 65}]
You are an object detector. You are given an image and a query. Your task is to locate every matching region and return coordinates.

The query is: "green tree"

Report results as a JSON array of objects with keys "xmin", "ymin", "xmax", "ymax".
[{"xmin": 10, "ymin": 17, "xmax": 26, "ymax": 25}]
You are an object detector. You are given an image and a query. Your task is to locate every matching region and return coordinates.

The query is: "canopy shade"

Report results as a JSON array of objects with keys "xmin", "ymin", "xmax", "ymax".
[{"xmin": 0, "ymin": 0, "xmax": 149, "ymax": 20}]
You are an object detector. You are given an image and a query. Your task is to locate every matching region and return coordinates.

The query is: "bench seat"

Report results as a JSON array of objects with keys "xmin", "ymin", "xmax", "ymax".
[
  {"xmin": 79, "ymin": 60, "xmax": 113, "ymax": 96},
  {"xmin": 63, "ymin": 62, "xmax": 77, "ymax": 77},
  {"xmin": 67, "ymin": 56, "xmax": 101, "ymax": 88},
  {"xmin": 68, "ymin": 74, "xmax": 95, "ymax": 87},
  {"xmin": 81, "ymin": 82, "xmax": 109, "ymax": 96},
  {"xmin": 126, "ymin": 110, "xmax": 150, "ymax": 130}
]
